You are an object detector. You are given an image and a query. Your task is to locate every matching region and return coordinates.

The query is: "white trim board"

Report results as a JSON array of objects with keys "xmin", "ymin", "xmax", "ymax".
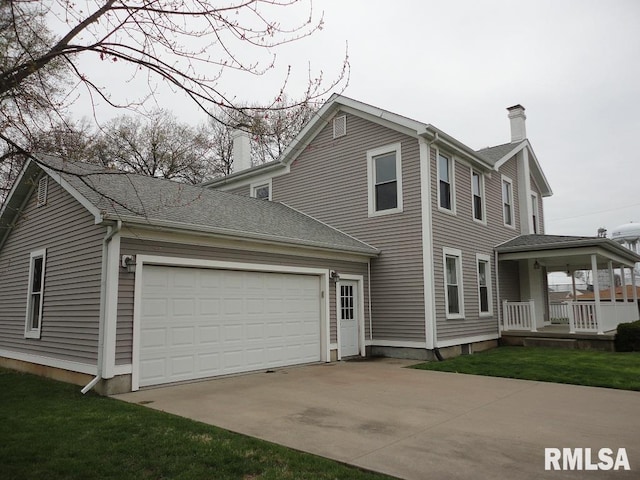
[
  {"xmin": 437, "ymin": 334, "xmax": 499, "ymax": 348},
  {"xmin": 0, "ymin": 349, "xmax": 98, "ymax": 376},
  {"xmin": 365, "ymin": 340, "xmax": 427, "ymax": 348}
]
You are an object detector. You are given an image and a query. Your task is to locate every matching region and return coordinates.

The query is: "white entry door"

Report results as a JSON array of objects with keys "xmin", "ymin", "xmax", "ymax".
[{"xmin": 339, "ymin": 281, "xmax": 359, "ymax": 357}]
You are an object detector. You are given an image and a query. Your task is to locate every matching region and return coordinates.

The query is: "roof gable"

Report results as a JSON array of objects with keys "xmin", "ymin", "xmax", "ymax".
[{"xmin": 1, "ymin": 156, "xmax": 378, "ymax": 256}]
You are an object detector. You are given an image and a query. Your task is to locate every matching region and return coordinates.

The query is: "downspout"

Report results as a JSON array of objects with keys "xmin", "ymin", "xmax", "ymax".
[
  {"xmin": 426, "ymin": 132, "xmax": 444, "ymax": 361},
  {"xmin": 368, "ymin": 260, "xmax": 373, "ymax": 342},
  {"xmin": 81, "ymin": 220, "xmax": 121, "ymax": 394}
]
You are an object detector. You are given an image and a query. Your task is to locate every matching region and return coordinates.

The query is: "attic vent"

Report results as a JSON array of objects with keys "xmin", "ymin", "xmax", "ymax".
[
  {"xmin": 333, "ymin": 115, "xmax": 346, "ymax": 139},
  {"xmin": 37, "ymin": 177, "xmax": 48, "ymax": 207}
]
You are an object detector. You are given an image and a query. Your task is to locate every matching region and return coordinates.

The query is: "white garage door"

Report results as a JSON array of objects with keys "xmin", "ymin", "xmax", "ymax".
[{"xmin": 139, "ymin": 265, "xmax": 321, "ymax": 387}]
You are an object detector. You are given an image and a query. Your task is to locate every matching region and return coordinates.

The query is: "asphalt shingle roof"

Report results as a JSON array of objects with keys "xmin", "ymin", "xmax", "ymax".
[
  {"xmin": 476, "ymin": 141, "xmax": 524, "ymax": 165},
  {"xmin": 37, "ymin": 156, "xmax": 378, "ymax": 256}
]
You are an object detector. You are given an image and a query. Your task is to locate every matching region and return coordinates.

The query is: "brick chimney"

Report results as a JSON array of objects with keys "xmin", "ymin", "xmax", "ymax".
[
  {"xmin": 232, "ymin": 129, "xmax": 251, "ymax": 173},
  {"xmin": 507, "ymin": 104, "xmax": 526, "ymax": 143}
]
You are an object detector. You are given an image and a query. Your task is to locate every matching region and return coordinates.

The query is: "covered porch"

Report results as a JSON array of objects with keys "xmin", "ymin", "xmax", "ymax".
[{"xmin": 496, "ymin": 235, "xmax": 640, "ymax": 336}]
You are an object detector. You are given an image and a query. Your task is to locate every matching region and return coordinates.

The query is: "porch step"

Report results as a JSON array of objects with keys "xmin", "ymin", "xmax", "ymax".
[{"xmin": 522, "ymin": 337, "xmax": 577, "ymax": 349}]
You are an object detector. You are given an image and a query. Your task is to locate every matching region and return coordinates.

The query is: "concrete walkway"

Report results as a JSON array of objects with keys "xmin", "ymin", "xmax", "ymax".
[{"xmin": 115, "ymin": 358, "xmax": 639, "ymax": 479}]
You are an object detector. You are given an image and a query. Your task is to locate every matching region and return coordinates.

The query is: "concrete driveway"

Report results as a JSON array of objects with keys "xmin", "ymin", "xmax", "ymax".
[{"xmin": 115, "ymin": 358, "xmax": 639, "ymax": 479}]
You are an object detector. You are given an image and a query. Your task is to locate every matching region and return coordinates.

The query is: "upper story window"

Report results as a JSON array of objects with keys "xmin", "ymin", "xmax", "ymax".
[
  {"xmin": 471, "ymin": 170, "xmax": 485, "ymax": 223},
  {"xmin": 25, "ymin": 249, "xmax": 46, "ymax": 339},
  {"xmin": 443, "ymin": 247, "xmax": 464, "ymax": 319},
  {"xmin": 367, "ymin": 143, "xmax": 403, "ymax": 216},
  {"xmin": 502, "ymin": 176, "xmax": 514, "ymax": 228},
  {"xmin": 250, "ymin": 180, "xmax": 271, "ymax": 201},
  {"xmin": 531, "ymin": 192, "xmax": 539, "ymax": 234},
  {"xmin": 437, "ymin": 153, "xmax": 455, "ymax": 213},
  {"xmin": 476, "ymin": 254, "xmax": 492, "ymax": 316}
]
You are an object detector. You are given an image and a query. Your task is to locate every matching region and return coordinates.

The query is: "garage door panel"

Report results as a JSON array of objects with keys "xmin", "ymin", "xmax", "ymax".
[{"xmin": 140, "ymin": 266, "xmax": 321, "ymax": 387}]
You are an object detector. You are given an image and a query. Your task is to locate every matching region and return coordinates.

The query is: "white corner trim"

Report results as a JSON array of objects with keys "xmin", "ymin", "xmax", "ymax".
[
  {"xmin": 419, "ymin": 138, "xmax": 437, "ymax": 349},
  {"xmin": 102, "ymin": 233, "xmax": 121, "ymax": 379},
  {"xmin": 0, "ymin": 349, "xmax": 98, "ymax": 376},
  {"xmin": 436, "ymin": 334, "xmax": 499, "ymax": 348},
  {"xmin": 367, "ymin": 142, "xmax": 403, "ymax": 217}
]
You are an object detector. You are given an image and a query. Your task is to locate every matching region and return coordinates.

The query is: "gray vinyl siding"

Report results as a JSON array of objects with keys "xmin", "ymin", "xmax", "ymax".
[
  {"xmin": 115, "ymin": 237, "xmax": 369, "ymax": 364},
  {"xmin": 498, "ymin": 261, "xmax": 520, "ymax": 302},
  {"xmin": 272, "ymin": 113, "xmax": 425, "ymax": 342},
  {"xmin": 226, "ymin": 185, "xmax": 250, "ymax": 196},
  {"xmin": 431, "ymin": 153, "xmax": 521, "ymax": 342},
  {"xmin": 0, "ymin": 176, "xmax": 104, "ymax": 365}
]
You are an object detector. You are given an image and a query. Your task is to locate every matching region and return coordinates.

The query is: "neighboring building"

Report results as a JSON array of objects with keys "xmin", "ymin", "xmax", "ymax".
[{"xmin": 2, "ymin": 95, "xmax": 639, "ymax": 394}]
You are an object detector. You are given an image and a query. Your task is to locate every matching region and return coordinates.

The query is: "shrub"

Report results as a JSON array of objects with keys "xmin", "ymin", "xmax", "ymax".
[{"xmin": 615, "ymin": 320, "xmax": 640, "ymax": 352}]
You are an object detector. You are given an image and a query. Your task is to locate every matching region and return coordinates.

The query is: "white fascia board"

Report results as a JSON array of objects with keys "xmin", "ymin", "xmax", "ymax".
[
  {"xmin": 523, "ymin": 140, "xmax": 553, "ymax": 197},
  {"xmin": 39, "ymin": 164, "xmax": 103, "ymax": 224},
  {"xmin": 112, "ymin": 215, "xmax": 377, "ymax": 258},
  {"xmin": 120, "ymin": 226, "xmax": 373, "ymax": 264},
  {"xmin": 0, "ymin": 158, "xmax": 33, "ymax": 219},
  {"xmin": 492, "ymin": 142, "xmax": 526, "ymax": 170},
  {"xmin": 422, "ymin": 126, "xmax": 493, "ymax": 171},
  {"xmin": 212, "ymin": 164, "xmax": 288, "ymax": 192}
]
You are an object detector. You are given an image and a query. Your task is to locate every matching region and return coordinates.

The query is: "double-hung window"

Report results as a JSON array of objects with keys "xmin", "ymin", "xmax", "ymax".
[
  {"xmin": 367, "ymin": 143, "xmax": 403, "ymax": 216},
  {"xmin": 25, "ymin": 249, "xmax": 46, "ymax": 339},
  {"xmin": 531, "ymin": 192, "xmax": 539, "ymax": 233},
  {"xmin": 443, "ymin": 248, "xmax": 464, "ymax": 318},
  {"xmin": 502, "ymin": 176, "xmax": 514, "ymax": 227},
  {"xmin": 476, "ymin": 254, "xmax": 492, "ymax": 316},
  {"xmin": 471, "ymin": 170, "xmax": 485, "ymax": 223},
  {"xmin": 438, "ymin": 153, "xmax": 454, "ymax": 212}
]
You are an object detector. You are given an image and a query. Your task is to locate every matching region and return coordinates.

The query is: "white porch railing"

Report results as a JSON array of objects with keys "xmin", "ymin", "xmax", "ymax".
[
  {"xmin": 502, "ymin": 300, "xmax": 537, "ymax": 331},
  {"xmin": 569, "ymin": 302, "xmax": 597, "ymax": 332},
  {"xmin": 549, "ymin": 302, "xmax": 570, "ymax": 324}
]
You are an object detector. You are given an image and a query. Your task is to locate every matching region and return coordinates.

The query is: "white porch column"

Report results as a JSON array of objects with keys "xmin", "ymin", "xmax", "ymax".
[
  {"xmin": 621, "ymin": 266, "xmax": 628, "ymax": 302},
  {"xmin": 571, "ymin": 270, "xmax": 577, "ymax": 300},
  {"xmin": 608, "ymin": 261, "xmax": 616, "ymax": 305},
  {"xmin": 591, "ymin": 254, "xmax": 603, "ymax": 334},
  {"xmin": 632, "ymin": 269, "xmax": 638, "ymax": 305}
]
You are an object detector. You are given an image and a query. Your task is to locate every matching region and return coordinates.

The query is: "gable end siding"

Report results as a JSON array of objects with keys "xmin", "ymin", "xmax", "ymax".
[
  {"xmin": 0, "ymin": 177, "xmax": 104, "ymax": 365},
  {"xmin": 271, "ymin": 113, "xmax": 426, "ymax": 342}
]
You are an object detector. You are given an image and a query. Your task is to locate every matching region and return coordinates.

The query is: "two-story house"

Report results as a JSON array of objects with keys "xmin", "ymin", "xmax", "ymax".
[
  {"xmin": 205, "ymin": 95, "xmax": 553, "ymax": 358},
  {"xmin": 1, "ymin": 95, "xmax": 638, "ymax": 394}
]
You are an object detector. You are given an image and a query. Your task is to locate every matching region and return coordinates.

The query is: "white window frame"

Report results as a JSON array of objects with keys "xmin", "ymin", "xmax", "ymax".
[
  {"xmin": 531, "ymin": 192, "xmax": 539, "ymax": 234},
  {"xmin": 250, "ymin": 179, "xmax": 272, "ymax": 201},
  {"xmin": 501, "ymin": 175, "xmax": 515, "ymax": 229},
  {"xmin": 443, "ymin": 247, "xmax": 464, "ymax": 319},
  {"xmin": 367, "ymin": 142, "xmax": 403, "ymax": 217},
  {"xmin": 471, "ymin": 169, "xmax": 486, "ymax": 225},
  {"xmin": 437, "ymin": 151, "xmax": 456, "ymax": 215},
  {"xmin": 25, "ymin": 248, "xmax": 47, "ymax": 339},
  {"xmin": 476, "ymin": 254, "xmax": 493, "ymax": 317}
]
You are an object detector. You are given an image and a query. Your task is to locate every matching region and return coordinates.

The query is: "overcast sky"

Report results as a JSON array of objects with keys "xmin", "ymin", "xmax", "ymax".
[{"xmin": 73, "ymin": 0, "xmax": 640, "ymax": 237}]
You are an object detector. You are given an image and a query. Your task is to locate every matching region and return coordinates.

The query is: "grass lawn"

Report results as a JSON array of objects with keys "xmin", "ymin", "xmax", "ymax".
[
  {"xmin": 411, "ymin": 347, "xmax": 640, "ymax": 391},
  {"xmin": 0, "ymin": 369, "xmax": 394, "ymax": 480}
]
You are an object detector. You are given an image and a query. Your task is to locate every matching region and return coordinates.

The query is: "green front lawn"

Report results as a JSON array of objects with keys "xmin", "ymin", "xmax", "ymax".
[
  {"xmin": 0, "ymin": 369, "xmax": 394, "ymax": 480},
  {"xmin": 411, "ymin": 347, "xmax": 640, "ymax": 391}
]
